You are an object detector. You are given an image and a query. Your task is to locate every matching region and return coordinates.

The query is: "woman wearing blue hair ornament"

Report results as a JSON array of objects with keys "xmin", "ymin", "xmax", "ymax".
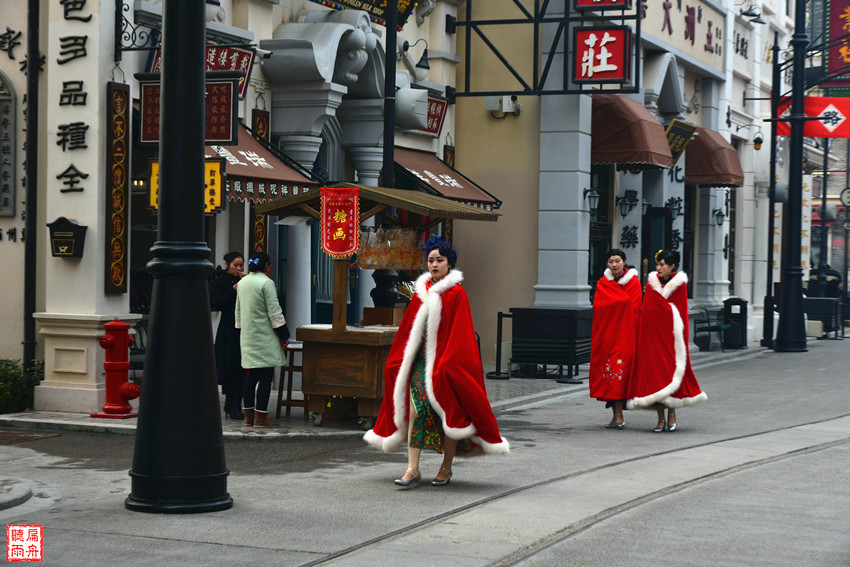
[
  {"xmin": 365, "ymin": 237, "xmax": 509, "ymax": 488},
  {"xmin": 235, "ymin": 253, "xmax": 290, "ymax": 428}
]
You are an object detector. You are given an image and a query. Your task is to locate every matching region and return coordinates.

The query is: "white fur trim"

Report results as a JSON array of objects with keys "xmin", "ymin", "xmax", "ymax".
[
  {"xmin": 627, "ymin": 295, "xmax": 688, "ymax": 409},
  {"xmin": 604, "ymin": 267, "xmax": 637, "ymax": 285},
  {"xmin": 647, "ymin": 271, "xmax": 688, "ymax": 300},
  {"xmin": 470, "ymin": 435, "xmax": 511, "ymax": 455},
  {"xmin": 363, "ymin": 429, "xmax": 406, "ymax": 452}
]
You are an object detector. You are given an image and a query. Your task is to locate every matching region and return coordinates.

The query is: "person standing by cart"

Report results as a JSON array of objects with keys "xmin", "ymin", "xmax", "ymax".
[
  {"xmin": 235, "ymin": 252, "xmax": 289, "ymax": 428},
  {"xmin": 589, "ymin": 249, "xmax": 642, "ymax": 429}
]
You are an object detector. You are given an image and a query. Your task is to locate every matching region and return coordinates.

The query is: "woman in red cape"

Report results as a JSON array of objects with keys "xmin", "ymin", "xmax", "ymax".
[
  {"xmin": 627, "ymin": 250, "xmax": 707, "ymax": 432},
  {"xmin": 364, "ymin": 240, "xmax": 509, "ymax": 488},
  {"xmin": 589, "ymin": 249, "xmax": 642, "ymax": 429}
]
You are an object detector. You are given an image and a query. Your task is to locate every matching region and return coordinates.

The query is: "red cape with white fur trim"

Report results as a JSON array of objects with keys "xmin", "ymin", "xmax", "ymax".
[
  {"xmin": 363, "ymin": 270, "xmax": 509, "ymax": 455},
  {"xmin": 589, "ymin": 268, "xmax": 642, "ymax": 402},
  {"xmin": 627, "ymin": 272, "xmax": 707, "ymax": 409}
]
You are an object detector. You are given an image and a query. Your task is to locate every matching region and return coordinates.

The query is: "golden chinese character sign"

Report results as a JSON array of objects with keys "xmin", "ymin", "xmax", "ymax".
[
  {"xmin": 320, "ymin": 186, "xmax": 360, "ymax": 259},
  {"xmin": 826, "ymin": 0, "xmax": 850, "ymax": 88},
  {"xmin": 106, "ymin": 82, "xmax": 129, "ymax": 293},
  {"xmin": 148, "ymin": 159, "xmax": 225, "ymax": 215},
  {"xmin": 665, "ymin": 119, "xmax": 696, "ymax": 166}
]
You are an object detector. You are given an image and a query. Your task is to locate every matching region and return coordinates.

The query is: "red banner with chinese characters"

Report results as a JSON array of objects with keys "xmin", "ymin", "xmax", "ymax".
[
  {"xmin": 776, "ymin": 96, "xmax": 850, "ymax": 138},
  {"xmin": 573, "ymin": 26, "xmax": 631, "ymax": 84},
  {"xmin": 320, "ymin": 187, "xmax": 359, "ymax": 259}
]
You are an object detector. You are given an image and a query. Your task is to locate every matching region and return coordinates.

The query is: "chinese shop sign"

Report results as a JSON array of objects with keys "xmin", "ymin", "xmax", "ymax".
[
  {"xmin": 408, "ymin": 96, "xmax": 448, "ymax": 137},
  {"xmin": 665, "ymin": 119, "xmax": 696, "ymax": 166},
  {"xmin": 572, "ymin": 27, "xmax": 631, "ymax": 84},
  {"xmin": 776, "ymin": 97, "xmax": 850, "ymax": 138},
  {"xmin": 825, "ymin": 0, "xmax": 850, "ymax": 88},
  {"xmin": 250, "ymin": 108, "xmax": 270, "ymax": 254},
  {"xmin": 148, "ymin": 159, "xmax": 225, "ymax": 215},
  {"xmin": 320, "ymin": 186, "xmax": 359, "ymax": 259},
  {"xmin": 138, "ymin": 75, "xmax": 238, "ymax": 145},
  {"xmin": 309, "ymin": 0, "xmax": 416, "ymax": 29},
  {"xmin": 151, "ymin": 45, "xmax": 255, "ymax": 98},
  {"xmin": 0, "ymin": 77, "xmax": 15, "ymax": 216},
  {"xmin": 106, "ymin": 82, "xmax": 129, "ymax": 292},
  {"xmin": 575, "ymin": 0, "xmax": 632, "ymax": 11}
]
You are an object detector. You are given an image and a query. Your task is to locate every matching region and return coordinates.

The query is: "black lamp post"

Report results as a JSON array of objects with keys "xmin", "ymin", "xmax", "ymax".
[
  {"xmin": 126, "ymin": 0, "xmax": 232, "ymax": 513},
  {"xmin": 774, "ymin": 0, "xmax": 809, "ymax": 352},
  {"xmin": 817, "ymin": 136, "xmax": 830, "ymax": 296},
  {"xmin": 761, "ymin": 33, "xmax": 780, "ymax": 348},
  {"xmin": 382, "ymin": 0, "xmax": 399, "ymax": 188}
]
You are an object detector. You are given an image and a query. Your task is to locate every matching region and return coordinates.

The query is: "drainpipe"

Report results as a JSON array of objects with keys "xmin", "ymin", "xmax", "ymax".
[{"xmin": 23, "ymin": 0, "xmax": 39, "ymax": 370}]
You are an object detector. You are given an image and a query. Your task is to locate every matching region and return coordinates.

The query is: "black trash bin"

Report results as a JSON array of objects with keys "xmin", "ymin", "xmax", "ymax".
[{"xmin": 722, "ymin": 297, "xmax": 748, "ymax": 349}]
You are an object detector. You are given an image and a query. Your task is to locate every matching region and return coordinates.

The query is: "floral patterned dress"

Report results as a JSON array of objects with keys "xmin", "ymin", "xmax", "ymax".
[{"xmin": 408, "ymin": 341, "xmax": 443, "ymax": 453}]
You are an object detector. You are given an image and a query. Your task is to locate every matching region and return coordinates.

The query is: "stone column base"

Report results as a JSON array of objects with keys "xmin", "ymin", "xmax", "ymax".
[{"xmin": 33, "ymin": 313, "xmax": 141, "ymax": 413}]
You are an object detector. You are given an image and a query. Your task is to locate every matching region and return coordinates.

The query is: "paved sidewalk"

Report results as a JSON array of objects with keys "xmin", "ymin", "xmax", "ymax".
[{"xmin": 0, "ymin": 342, "xmax": 766, "ymax": 441}]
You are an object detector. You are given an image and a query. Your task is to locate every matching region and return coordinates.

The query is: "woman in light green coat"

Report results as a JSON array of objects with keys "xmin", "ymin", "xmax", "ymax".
[{"xmin": 235, "ymin": 252, "xmax": 289, "ymax": 428}]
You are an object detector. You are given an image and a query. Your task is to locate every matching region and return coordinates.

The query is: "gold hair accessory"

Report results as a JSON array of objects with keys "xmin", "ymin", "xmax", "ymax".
[{"xmin": 654, "ymin": 250, "xmax": 663, "ymax": 262}]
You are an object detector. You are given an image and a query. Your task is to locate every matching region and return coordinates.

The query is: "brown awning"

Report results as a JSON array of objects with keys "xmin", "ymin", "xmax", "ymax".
[
  {"xmin": 255, "ymin": 183, "xmax": 500, "ymax": 222},
  {"xmin": 591, "ymin": 94, "xmax": 673, "ymax": 169},
  {"xmin": 394, "ymin": 147, "xmax": 501, "ymax": 209},
  {"xmin": 204, "ymin": 123, "xmax": 317, "ymax": 202},
  {"xmin": 684, "ymin": 127, "xmax": 744, "ymax": 187}
]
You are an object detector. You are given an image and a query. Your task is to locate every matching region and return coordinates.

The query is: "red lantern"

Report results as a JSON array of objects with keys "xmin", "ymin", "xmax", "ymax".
[{"xmin": 320, "ymin": 187, "xmax": 360, "ymax": 258}]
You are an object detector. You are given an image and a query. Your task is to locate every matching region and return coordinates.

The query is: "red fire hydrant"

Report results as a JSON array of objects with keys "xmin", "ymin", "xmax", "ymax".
[{"xmin": 91, "ymin": 318, "xmax": 141, "ymax": 419}]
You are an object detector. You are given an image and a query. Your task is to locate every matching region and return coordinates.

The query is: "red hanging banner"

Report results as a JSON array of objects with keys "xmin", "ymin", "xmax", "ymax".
[
  {"xmin": 320, "ymin": 187, "xmax": 360, "ymax": 259},
  {"xmin": 776, "ymin": 96, "xmax": 850, "ymax": 138}
]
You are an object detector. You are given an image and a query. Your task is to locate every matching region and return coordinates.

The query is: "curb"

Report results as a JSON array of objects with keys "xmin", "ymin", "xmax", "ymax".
[{"xmin": 0, "ymin": 477, "xmax": 33, "ymax": 512}]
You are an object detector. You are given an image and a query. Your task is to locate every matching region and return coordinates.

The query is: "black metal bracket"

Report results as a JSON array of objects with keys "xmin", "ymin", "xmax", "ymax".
[{"xmin": 452, "ymin": 0, "xmax": 641, "ymax": 98}]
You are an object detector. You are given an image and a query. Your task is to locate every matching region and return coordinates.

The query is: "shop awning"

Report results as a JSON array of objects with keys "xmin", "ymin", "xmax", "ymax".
[
  {"xmin": 684, "ymin": 127, "xmax": 744, "ymax": 187},
  {"xmin": 255, "ymin": 182, "xmax": 501, "ymax": 222},
  {"xmin": 591, "ymin": 94, "xmax": 673, "ymax": 169},
  {"xmin": 204, "ymin": 123, "xmax": 317, "ymax": 202},
  {"xmin": 393, "ymin": 147, "xmax": 502, "ymax": 210}
]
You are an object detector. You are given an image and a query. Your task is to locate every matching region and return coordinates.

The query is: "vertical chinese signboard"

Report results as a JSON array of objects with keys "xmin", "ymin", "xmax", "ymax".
[
  {"xmin": 250, "ymin": 108, "xmax": 271, "ymax": 254},
  {"xmin": 149, "ymin": 159, "xmax": 225, "ymax": 215},
  {"xmin": 825, "ymin": 0, "xmax": 850, "ymax": 90},
  {"xmin": 320, "ymin": 187, "xmax": 360, "ymax": 258},
  {"xmin": 106, "ymin": 82, "xmax": 129, "ymax": 293},
  {"xmin": 665, "ymin": 119, "xmax": 697, "ymax": 166},
  {"xmin": 138, "ymin": 75, "xmax": 238, "ymax": 145},
  {"xmin": 0, "ymin": 81, "xmax": 15, "ymax": 217},
  {"xmin": 573, "ymin": 26, "xmax": 632, "ymax": 84}
]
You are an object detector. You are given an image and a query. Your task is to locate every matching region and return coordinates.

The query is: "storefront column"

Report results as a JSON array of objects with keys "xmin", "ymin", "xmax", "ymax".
[
  {"xmin": 339, "ymin": 98, "xmax": 384, "ymax": 321},
  {"xmin": 534, "ymin": 93, "xmax": 592, "ymax": 307},
  {"xmin": 695, "ymin": 186, "xmax": 728, "ymax": 307},
  {"xmin": 34, "ymin": 0, "xmax": 138, "ymax": 412}
]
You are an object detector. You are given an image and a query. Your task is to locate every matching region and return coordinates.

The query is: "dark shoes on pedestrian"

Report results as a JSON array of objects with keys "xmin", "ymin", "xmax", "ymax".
[
  {"xmin": 253, "ymin": 410, "xmax": 278, "ymax": 428},
  {"xmin": 223, "ymin": 397, "xmax": 244, "ymax": 420},
  {"xmin": 243, "ymin": 407, "xmax": 255, "ymax": 427},
  {"xmin": 605, "ymin": 411, "xmax": 625, "ymax": 429}
]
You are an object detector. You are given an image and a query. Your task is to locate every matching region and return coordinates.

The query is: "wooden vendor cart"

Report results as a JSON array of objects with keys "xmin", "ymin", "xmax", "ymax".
[{"xmin": 256, "ymin": 182, "xmax": 499, "ymax": 427}]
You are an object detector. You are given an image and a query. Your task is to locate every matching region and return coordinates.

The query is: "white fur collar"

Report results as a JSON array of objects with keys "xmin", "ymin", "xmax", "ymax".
[
  {"xmin": 648, "ymin": 270, "xmax": 688, "ymax": 299},
  {"xmin": 414, "ymin": 269, "xmax": 464, "ymax": 302},
  {"xmin": 604, "ymin": 267, "xmax": 637, "ymax": 285}
]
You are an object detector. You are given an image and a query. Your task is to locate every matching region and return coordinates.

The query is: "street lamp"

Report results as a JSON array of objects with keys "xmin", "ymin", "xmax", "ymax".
[
  {"xmin": 665, "ymin": 196, "xmax": 683, "ymax": 220},
  {"xmin": 712, "ymin": 207, "xmax": 726, "ymax": 226},
  {"xmin": 616, "ymin": 190, "xmax": 638, "ymax": 217},
  {"xmin": 126, "ymin": 0, "xmax": 232, "ymax": 513},
  {"xmin": 583, "ymin": 188, "xmax": 601, "ymax": 215},
  {"xmin": 761, "ymin": 32, "xmax": 780, "ymax": 349},
  {"xmin": 775, "ymin": 0, "xmax": 809, "ymax": 352}
]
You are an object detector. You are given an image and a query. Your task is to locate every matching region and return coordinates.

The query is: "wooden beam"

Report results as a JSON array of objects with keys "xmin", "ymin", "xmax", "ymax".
[
  {"xmin": 332, "ymin": 258, "xmax": 348, "ymax": 332},
  {"xmin": 297, "ymin": 203, "xmax": 321, "ymax": 218},
  {"xmin": 360, "ymin": 204, "xmax": 389, "ymax": 223}
]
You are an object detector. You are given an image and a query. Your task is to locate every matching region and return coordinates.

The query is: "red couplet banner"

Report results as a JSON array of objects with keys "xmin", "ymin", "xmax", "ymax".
[
  {"xmin": 776, "ymin": 96, "xmax": 850, "ymax": 138},
  {"xmin": 320, "ymin": 187, "xmax": 360, "ymax": 259}
]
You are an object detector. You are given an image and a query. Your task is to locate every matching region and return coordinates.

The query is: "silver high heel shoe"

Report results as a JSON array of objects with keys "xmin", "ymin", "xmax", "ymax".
[
  {"xmin": 431, "ymin": 467, "xmax": 453, "ymax": 487},
  {"xmin": 653, "ymin": 420, "xmax": 666, "ymax": 433},
  {"xmin": 667, "ymin": 411, "xmax": 677, "ymax": 432},
  {"xmin": 394, "ymin": 468, "xmax": 420, "ymax": 488}
]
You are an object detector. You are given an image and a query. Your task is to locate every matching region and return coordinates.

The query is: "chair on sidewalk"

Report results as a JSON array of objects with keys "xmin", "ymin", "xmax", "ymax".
[
  {"xmin": 275, "ymin": 342, "xmax": 308, "ymax": 420},
  {"xmin": 692, "ymin": 306, "xmax": 731, "ymax": 352}
]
